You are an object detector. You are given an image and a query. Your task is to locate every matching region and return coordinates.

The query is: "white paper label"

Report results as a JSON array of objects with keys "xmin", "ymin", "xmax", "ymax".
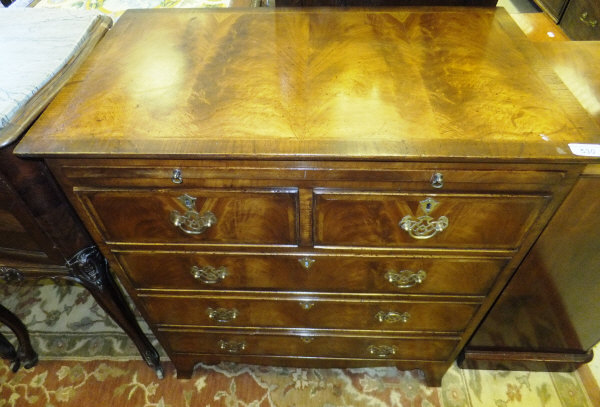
[{"xmin": 568, "ymin": 143, "xmax": 600, "ymax": 157}]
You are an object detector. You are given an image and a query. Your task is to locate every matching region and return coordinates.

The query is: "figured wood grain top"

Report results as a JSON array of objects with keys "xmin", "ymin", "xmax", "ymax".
[
  {"xmin": 15, "ymin": 8, "xmax": 600, "ymax": 161},
  {"xmin": 534, "ymin": 41, "xmax": 600, "ymax": 129}
]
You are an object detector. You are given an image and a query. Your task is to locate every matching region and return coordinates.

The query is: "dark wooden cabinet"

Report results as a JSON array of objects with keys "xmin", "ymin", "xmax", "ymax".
[
  {"xmin": 560, "ymin": 0, "xmax": 600, "ymax": 40},
  {"xmin": 0, "ymin": 177, "xmax": 64, "ymax": 266},
  {"xmin": 0, "ymin": 142, "xmax": 162, "ymax": 375}
]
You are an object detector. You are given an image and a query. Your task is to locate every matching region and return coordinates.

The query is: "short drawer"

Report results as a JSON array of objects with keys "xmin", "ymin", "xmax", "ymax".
[
  {"xmin": 315, "ymin": 192, "xmax": 550, "ymax": 249},
  {"xmin": 159, "ymin": 329, "xmax": 460, "ymax": 361},
  {"xmin": 76, "ymin": 188, "xmax": 298, "ymax": 245},
  {"xmin": 140, "ymin": 294, "xmax": 479, "ymax": 333},
  {"xmin": 116, "ymin": 251, "xmax": 507, "ymax": 296}
]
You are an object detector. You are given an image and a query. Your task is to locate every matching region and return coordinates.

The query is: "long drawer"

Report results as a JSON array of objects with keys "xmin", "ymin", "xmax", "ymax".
[
  {"xmin": 159, "ymin": 328, "xmax": 460, "ymax": 361},
  {"xmin": 116, "ymin": 251, "xmax": 507, "ymax": 296},
  {"xmin": 75, "ymin": 188, "xmax": 298, "ymax": 245},
  {"xmin": 58, "ymin": 160, "xmax": 567, "ymax": 192},
  {"xmin": 315, "ymin": 191, "xmax": 550, "ymax": 249},
  {"xmin": 140, "ymin": 294, "xmax": 479, "ymax": 332}
]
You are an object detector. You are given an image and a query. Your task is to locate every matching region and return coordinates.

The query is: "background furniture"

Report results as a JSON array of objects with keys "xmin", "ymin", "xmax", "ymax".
[
  {"xmin": 460, "ymin": 41, "xmax": 600, "ymax": 372},
  {"xmin": 0, "ymin": 302, "xmax": 36, "ymax": 371},
  {"xmin": 0, "ymin": 144, "xmax": 162, "ymax": 376},
  {"xmin": 534, "ymin": 0, "xmax": 599, "ymax": 39},
  {"xmin": 0, "ymin": 8, "xmax": 162, "ymax": 376},
  {"xmin": 15, "ymin": 8, "xmax": 600, "ymax": 386}
]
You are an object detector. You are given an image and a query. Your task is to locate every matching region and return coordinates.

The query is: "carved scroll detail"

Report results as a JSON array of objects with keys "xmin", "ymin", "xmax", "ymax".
[
  {"xmin": 66, "ymin": 246, "xmax": 106, "ymax": 289},
  {"xmin": 0, "ymin": 267, "xmax": 24, "ymax": 283}
]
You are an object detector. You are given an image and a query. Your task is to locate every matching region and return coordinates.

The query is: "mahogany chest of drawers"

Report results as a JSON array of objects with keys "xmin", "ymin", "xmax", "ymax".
[{"xmin": 15, "ymin": 8, "xmax": 600, "ymax": 385}]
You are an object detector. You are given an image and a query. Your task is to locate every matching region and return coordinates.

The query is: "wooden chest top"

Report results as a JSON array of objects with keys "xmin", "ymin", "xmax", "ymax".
[{"xmin": 15, "ymin": 8, "xmax": 600, "ymax": 162}]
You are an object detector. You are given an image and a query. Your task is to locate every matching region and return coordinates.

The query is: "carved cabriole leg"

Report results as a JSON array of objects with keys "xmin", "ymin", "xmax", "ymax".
[
  {"xmin": 0, "ymin": 303, "xmax": 38, "ymax": 371},
  {"xmin": 66, "ymin": 246, "xmax": 164, "ymax": 379}
]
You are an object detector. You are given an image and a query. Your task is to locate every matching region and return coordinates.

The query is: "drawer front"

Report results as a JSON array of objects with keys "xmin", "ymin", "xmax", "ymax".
[
  {"xmin": 315, "ymin": 192, "xmax": 550, "ymax": 249},
  {"xmin": 117, "ymin": 251, "xmax": 507, "ymax": 296},
  {"xmin": 160, "ymin": 329, "xmax": 459, "ymax": 361},
  {"xmin": 76, "ymin": 188, "xmax": 298, "ymax": 245},
  {"xmin": 560, "ymin": 0, "xmax": 600, "ymax": 40},
  {"xmin": 141, "ymin": 294, "xmax": 479, "ymax": 332}
]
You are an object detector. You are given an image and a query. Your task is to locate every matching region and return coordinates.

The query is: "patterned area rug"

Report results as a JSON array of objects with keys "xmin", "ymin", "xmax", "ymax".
[
  {"xmin": 1, "ymin": 280, "xmax": 599, "ymax": 406},
  {"xmin": 1, "ymin": 357, "xmax": 599, "ymax": 406},
  {"xmin": 0, "ymin": 280, "xmax": 160, "ymax": 360}
]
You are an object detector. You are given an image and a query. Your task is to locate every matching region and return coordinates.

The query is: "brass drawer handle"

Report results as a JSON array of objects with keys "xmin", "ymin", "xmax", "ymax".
[
  {"xmin": 191, "ymin": 265, "xmax": 228, "ymax": 284},
  {"xmin": 207, "ymin": 307, "xmax": 239, "ymax": 323},
  {"xmin": 399, "ymin": 197, "xmax": 448, "ymax": 239},
  {"xmin": 385, "ymin": 269, "xmax": 427, "ymax": 289},
  {"xmin": 367, "ymin": 344, "xmax": 397, "ymax": 358},
  {"xmin": 217, "ymin": 339, "xmax": 246, "ymax": 353},
  {"xmin": 170, "ymin": 194, "xmax": 217, "ymax": 235},
  {"xmin": 400, "ymin": 215, "xmax": 448, "ymax": 239},
  {"xmin": 580, "ymin": 11, "xmax": 598, "ymax": 27},
  {"xmin": 375, "ymin": 311, "xmax": 411, "ymax": 324}
]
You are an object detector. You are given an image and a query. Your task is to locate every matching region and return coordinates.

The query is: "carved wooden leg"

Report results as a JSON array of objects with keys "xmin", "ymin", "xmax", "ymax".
[
  {"xmin": 0, "ymin": 303, "xmax": 38, "ymax": 371},
  {"xmin": 67, "ymin": 246, "xmax": 164, "ymax": 379}
]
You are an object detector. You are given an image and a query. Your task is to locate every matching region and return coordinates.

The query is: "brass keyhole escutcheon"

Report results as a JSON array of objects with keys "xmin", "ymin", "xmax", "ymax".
[
  {"xmin": 298, "ymin": 257, "xmax": 316, "ymax": 270},
  {"xmin": 299, "ymin": 301, "xmax": 315, "ymax": 310}
]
